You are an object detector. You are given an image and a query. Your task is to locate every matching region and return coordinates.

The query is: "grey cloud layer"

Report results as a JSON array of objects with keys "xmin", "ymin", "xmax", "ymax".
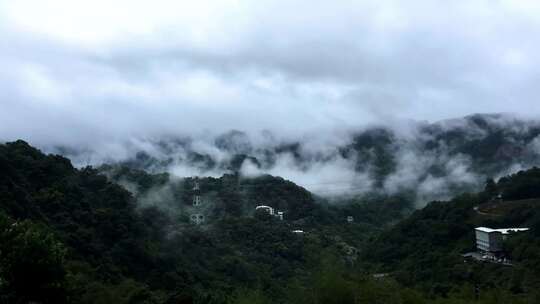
[
  {"xmin": 2, "ymin": 1, "xmax": 540, "ymax": 205},
  {"xmin": 2, "ymin": 0, "xmax": 540, "ymax": 149}
]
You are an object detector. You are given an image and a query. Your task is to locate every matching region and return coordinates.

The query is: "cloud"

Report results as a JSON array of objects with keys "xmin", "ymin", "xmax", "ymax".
[
  {"xmin": 240, "ymin": 152, "xmax": 373, "ymax": 196},
  {"xmin": 34, "ymin": 113, "xmax": 540, "ymax": 207},
  {"xmin": 528, "ymin": 135, "xmax": 540, "ymax": 155},
  {"xmin": 2, "ymin": 1, "xmax": 540, "ymax": 205},
  {"xmin": 2, "ymin": 0, "xmax": 540, "ymax": 150}
]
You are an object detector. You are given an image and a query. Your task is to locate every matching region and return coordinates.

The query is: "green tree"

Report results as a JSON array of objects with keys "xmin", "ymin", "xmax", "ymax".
[{"xmin": 0, "ymin": 214, "xmax": 67, "ymax": 303}]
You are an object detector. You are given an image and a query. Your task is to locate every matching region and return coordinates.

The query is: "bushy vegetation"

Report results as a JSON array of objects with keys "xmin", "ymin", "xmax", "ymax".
[
  {"xmin": 363, "ymin": 168, "xmax": 540, "ymax": 300},
  {"xmin": 0, "ymin": 141, "xmax": 371, "ymax": 303},
  {"xmin": 2, "ymin": 140, "xmax": 540, "ymax": 303}
]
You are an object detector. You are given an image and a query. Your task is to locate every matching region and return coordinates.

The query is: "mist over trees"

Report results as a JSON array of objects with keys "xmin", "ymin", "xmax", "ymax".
[
  {"xmin": 3, "ymin": 134, "xmax": 540, "ymax": 303},
  {"xmin": 3, "ymin": 0, "xmax": 540, "ymax": 302},
  {"xmin": 45, "ymin": 114, "xmax": 540, "ymax": 207}
]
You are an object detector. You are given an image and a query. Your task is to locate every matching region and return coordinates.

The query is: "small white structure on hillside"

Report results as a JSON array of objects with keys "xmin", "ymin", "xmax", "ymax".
[
  {"xmin": 255, "ymin": 205, "xmax": 284, "ymax": 220},
  {"xmin": 475, "ymin": 227, "xmax": 529, "ymax": 252},
  {"xmin": 256, "ymin": 205, "xmax": 275, "ymax": 215},
  {"xmin": 347, "ymin": 216, "xmax": 354, "ymax": 223}
]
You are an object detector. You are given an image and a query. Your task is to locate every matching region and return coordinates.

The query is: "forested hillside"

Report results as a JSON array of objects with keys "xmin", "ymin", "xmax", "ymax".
[
  {"xmin": 363, "ymin": 168, "xmax": 540, "ymax": 301},
  {"xmin": 0, "ymin": 141, "xmax": 380, "ymax": 303},
  {"xmin": 3, "ymin": 140, "xmax": 540, "ymax": 303}
]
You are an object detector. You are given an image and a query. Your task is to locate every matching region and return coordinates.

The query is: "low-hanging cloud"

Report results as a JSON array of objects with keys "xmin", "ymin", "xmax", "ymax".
[
  {"xmin": 3, "ymin": 1, "xmax": 540, "ymax": 205},
  {"xmin": 240, "ymin": 152, "xmax": 374, "ymax": 196},
  {"xmin": 50, "ymin": 114, "xmax": 540, "ymax": 207}
]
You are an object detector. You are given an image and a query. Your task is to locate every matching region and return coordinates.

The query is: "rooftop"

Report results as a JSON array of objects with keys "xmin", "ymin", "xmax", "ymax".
[{"xmin": 475, "ymin": 227, "xmax": 529, "ymax": 234}]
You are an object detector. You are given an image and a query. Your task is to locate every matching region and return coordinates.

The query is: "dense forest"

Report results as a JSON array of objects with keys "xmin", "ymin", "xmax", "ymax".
[{"xmin": 2, "ymin": 140, "xmax": 540, "ymax": 303}]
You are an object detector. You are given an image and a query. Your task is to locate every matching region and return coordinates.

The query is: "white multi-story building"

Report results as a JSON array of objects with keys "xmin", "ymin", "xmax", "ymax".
[{"xmin": 475, "ymin": 227, "xmax": 529, "ymax": 252}]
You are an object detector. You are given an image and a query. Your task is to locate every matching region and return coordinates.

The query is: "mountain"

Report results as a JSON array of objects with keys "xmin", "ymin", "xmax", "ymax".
[
  {"xmin": 3, "ymin": 138, "xmax": 540, "ymax": 303},
  {"xmin": 52, "ymin": 113, "xmax": 540, "ymax": 206},
  {"xmin": 99, "ymin": 165, "xmax": 318, "ymax": 222},
  {"xmin": 0, "ymin": 140, "xmax": 377, "ymax": 303}
]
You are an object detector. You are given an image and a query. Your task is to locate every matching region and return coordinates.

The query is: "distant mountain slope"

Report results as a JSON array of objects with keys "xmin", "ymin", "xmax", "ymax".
[{"xmin": 53, "ymin": 113, "xmax": 540, "ymax": 205}]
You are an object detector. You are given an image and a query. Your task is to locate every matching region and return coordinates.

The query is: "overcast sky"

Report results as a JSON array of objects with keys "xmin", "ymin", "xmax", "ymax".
[{"xmin": 1, "ymin": 0, "xmax": 540, "ymax": 148}]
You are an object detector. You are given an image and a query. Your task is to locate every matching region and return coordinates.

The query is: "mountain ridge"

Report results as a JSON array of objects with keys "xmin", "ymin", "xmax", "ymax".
[{"xmin": 36, "ymin": 113, "xmax": 540, "ymax": 206}]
